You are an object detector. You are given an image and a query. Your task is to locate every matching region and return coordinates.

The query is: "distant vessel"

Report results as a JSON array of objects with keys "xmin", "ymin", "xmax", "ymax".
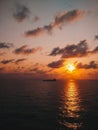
[{"xmin": 43, "ymin": 78, "xmax": 56, "ymax": 81}]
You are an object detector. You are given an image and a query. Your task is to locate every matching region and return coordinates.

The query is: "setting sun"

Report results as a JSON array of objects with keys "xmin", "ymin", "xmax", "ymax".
[{"xmin": 67, "ymin": 64, "xmax": 75, "ymax": 72}]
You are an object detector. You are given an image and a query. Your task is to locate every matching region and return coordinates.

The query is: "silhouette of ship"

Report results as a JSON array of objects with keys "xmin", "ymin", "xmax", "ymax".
[{"xmin": 43, "ymin": 78, "xmax": 56, "ymax": 81}]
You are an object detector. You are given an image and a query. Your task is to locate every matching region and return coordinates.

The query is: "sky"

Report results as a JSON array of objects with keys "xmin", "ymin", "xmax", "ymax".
[{"xmin": 0, "ymin": 0, "xmax": 98, "ymax": 79}]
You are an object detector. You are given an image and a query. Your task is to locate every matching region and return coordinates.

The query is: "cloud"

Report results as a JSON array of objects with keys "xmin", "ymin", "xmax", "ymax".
[
  {"xmin": 49, "ymin": 47, "xmax": 61, "ymax": 56},
  {"xmin": 0, "ymin": 42, "xmax": 13, "ymax": 49},
  {"xmin": 48, "ymin": 59, "xmax": 64, "ymax": 68},
  {"xmin": 49, "ymin": 40, "xmax": 98, "ymax": 59},
  {"xmin": 25, "ymin": 27, "xmax": 46, "ymax": 37},
  {"xmin": 25, "ymin": 9, "xmax": 84, "ymax": 37},
  {"xmin": 62, "ymin": 40, "xmax": 88, "ymax": 58},
  {"xmin": 92, "ymin": 46, "xmax": 98, "ymax": 53},
  {"xmin": 1, "ymin": 59, "xmax": 14, "ymax": 64},
  {"xmin": 76, "ymin": 61, "xmax": 98, "ymax": 69},
  {"xmin": 14, "ymin": 45, "xmax": 42, "ymax": 55},
  {"xmin": 95, "ymin": 35, "xmax": 98, "ymax": 40},
  {"xmin": 30, "ymin": 67, "xmax": 46, "ymax": 74},
  {"xmin": 0, "ymin": 58, "xmax": 26, "ymax": 65},
  {"xmin": 49, "ymin": 40, "xmax": 88, "ymax": 58},
  {"xmin": 29, "ymin": 66, "xmax": 51, "ymax": 79},
  {"xmin": 13, "ymin": 4, "xmax": 30, "ymax": 22},
  {"xmin": 53, "ymin": 9, "xmax": 84, "ymax": 29},
  {"xmin": 15, "ymin": 58, "xmax": 26, "ymax": 64},
  {"xmin": 33, "ymin": 16, "xmax": 40, "ymax": 23}
]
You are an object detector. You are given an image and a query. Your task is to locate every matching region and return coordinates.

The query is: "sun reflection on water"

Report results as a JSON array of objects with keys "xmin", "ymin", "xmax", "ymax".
[
  {"xmin": 66, "ymin": 80, "xmax": 80, "ymax": 118},
  {"xmin": 59, "ymin": 80, "xmax": 82, "ymax": 130}
]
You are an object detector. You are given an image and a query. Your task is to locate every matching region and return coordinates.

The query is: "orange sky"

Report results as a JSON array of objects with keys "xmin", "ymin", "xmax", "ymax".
[{"xmin": 0, "ymin": 0, "xmax": 98, "ymax": 79}]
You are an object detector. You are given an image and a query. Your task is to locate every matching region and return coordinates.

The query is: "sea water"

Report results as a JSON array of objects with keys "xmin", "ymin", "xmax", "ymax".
[{"xmin": 0, "ymin": 78, "xmax": 98, "ymax": 130}]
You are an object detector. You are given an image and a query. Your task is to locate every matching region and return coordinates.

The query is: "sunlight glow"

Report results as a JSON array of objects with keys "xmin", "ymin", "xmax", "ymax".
[{"xmin": 67, "ymin": 64, "xmax": 75, "ymax": 72}]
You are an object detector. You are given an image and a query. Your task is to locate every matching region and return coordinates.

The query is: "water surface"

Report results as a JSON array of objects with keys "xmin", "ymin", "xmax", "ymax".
[{"xmin": 0, "ymin": 79, "xmax": 98, "ymax": 130}]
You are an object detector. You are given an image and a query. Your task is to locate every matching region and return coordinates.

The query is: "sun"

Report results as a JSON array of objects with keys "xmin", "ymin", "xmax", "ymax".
[{"xmin": 67, "ymin": 64, "xmax": 75, "ymax": 72}]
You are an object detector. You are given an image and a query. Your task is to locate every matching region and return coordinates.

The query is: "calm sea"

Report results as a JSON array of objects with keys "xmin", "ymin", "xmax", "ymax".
[{"xmin": 0, "ymin": 78, "xmax": 98, "ymax": 130}]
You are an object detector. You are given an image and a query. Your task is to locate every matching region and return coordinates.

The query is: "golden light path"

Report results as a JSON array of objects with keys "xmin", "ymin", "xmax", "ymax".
[{"xmin": 59, "ymin": 80, "xmax": 82, "ymax": 130}]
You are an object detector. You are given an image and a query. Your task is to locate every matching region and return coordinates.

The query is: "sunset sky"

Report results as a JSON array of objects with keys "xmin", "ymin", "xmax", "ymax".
[{"xmin": 0, "ymin": 0, "xmax": 98, "ymax": 79}]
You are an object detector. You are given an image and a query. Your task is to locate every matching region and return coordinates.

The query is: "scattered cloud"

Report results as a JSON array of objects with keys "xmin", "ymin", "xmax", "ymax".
[
  {"xmin": 49, "ymin": 40, "xmax": 88, "ymax": 58},
  {"xmin": 25, "ymin": 9, "xmax": 84, "ymax": 37},
  {"xmin": 30, "ymin": 67, "xmax": 46, "ymax": 74},
  {"xmin": 49, "ymin": 40, "xmax": 98, "ymax": 59},
  {"xmin": 15, "ymin": 58, "xmax": 26, "ymax": 64},
  {"xmin": 0, "ymin": 58, "xmax": 26, "ymax": 65},
  {"xmin": 1, "ymin": 59, "xmax": 14, "ymax": 64},
  {"xmin": 25, "ymin": 27, "xmax": 46, "ymax": 37},
  {"xmin": 13, "ymin": 3, "xmax": 40, "ymax": 23},
  {"xmin": 49, "ymin": 47, "xmax": 61, "ymax": 56},
  {"xmin": 95, "ymin": 35, "xmax": 98, "ymax": 40},
  {"xmin": 0, "ymin": 42, "xmax": 13, "ymax": 49},
  {"xmin": 62, "ymin": 40, "xmax": 88, "ymax": 58},
  {"xmin": 29, "ymin": 66, "xmax": 51, "ymax": 79},
  {"xmin": 13, "ymin": 4, "xmax": 30, "ymax": 22},
  {"xmin": 48, "ymin": 59, "xmax": 64, "ymax": 68},
  {"xmin": 92, "ymin": 46, "xmax": 98, "ymax": 53},
  {"xmin": 53, "ymin": 9, "xmax": 84, "ymax": 29},
  {"xmin": 76, "ymin": 61, "xmax": 98, "ymax": 69},
  {"xmin": 14, "ymin": 45, "xmax": 42, "ymax": 55}
]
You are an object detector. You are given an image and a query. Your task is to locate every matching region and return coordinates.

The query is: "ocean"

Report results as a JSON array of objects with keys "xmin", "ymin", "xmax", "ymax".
[{"xmin": 0, "ymin": 78, "xmax": 98, "ymax": 130}]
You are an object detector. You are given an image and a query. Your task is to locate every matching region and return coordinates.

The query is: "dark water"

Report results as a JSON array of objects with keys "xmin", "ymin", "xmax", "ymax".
[{"xmin": 0, "ymin": 79, "xmax": 98, "ymax": 130}]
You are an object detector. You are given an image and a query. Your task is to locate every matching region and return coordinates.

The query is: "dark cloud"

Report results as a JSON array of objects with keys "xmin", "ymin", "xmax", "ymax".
[
  {"xmin": 49, "ymin": 40, "xmax": 98, "ymax": 59},
  {"xmin": 95, "ymin": 35, "xmax": 98, "ymax": 40},
  {"xmin": 0, "ymin": 58, "xmax": 26, "ymax": 65},
  {"xmin": 49, "ymin": 47, "xmax": 61, "ymax": 56},
  {"xmin": 0, "ymin": 42, "xmax": 13, "ymax": 49},
  {"xmin": 13, "ymin": 4, "xmax": 30, "ymax": 22},
  {"xmin": 92, "ymin": 46, "xmax": 98, "ymax": 53},
  {"xmin": 1, "ymin": 59, "xmax": 14, "ymax": 64},
  {"xmin": 48, "ymin": 59, "xmax": 64, "ymax": 68},
  {"xmin": 76, "ymin": 61, "xmax": 98, "ymax": 69},
  {"xmin": 25, "ymin": 9, "xmax": 84, "ymax": 37},
  {"xmin": 25, "ymin": 27, "xmax": 45, "ymax": 37},
  {"xmin": 15, "ymin": 58, "xmax": 26, "ymax": 64},
  {"xmin": 62, "ymin": 40, "xmax": 88, "ymax": 58},
  {"xmin": 53, "ymin": 9, "xmax": 84, "ymax": 29},
  {"xmin": 14, "ymin": 45, "xmax": 42, "ymax": 55},
  {"xmin": 49, "ymin": 40, "xmax": 88, "ymax": 58}
]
